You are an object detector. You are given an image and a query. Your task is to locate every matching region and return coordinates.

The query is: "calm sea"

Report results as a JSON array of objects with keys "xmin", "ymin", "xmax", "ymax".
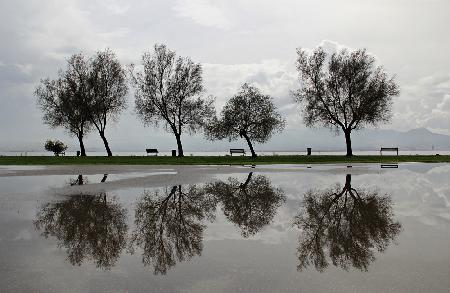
[{"xmin": 2, "ymin": 150, "xmax": 450, "ymax": 156}]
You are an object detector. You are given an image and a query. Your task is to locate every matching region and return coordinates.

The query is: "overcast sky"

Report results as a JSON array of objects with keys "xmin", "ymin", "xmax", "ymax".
[{"xmin": 1, "ymin": 0, "xmax": 449, "ymax": 152}]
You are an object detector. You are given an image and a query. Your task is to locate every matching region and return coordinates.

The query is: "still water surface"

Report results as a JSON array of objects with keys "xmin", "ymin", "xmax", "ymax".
[{"xmin": 0, "ymin": 164, "xmax": 449, "ymax": 292}]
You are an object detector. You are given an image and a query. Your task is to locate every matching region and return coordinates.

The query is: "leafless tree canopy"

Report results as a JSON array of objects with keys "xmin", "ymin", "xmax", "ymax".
[
  {"xmin": 293, "ymin": 47, "xmax": 400, "ymax": 156},
  {"xmin": 131, "ymin": 44, "xmax": 215, "ymax": 156},
  {"xmin": 35, "ymin": 49, "xmax": 127, "ymax": 156},
  {"xmin": 205, "ymin": 173, "xmax": 286, "ymax": 237},
  {"xmin": 35, "ymin": 54, "xmax": 92, "ymax": 156},
  {"xmin": 130, "ymin": 185, "xmax": 217, "ymax": 275},
  {"xmin": 34, "ymin": 193, "xmax": 128, "ymax": 269},
  {"xmin": 294, "ymin": 174, "xmax": 402, "ymax": 272},
  {"xmin": 88, "ymin": 49, "xmax": 128, "ymax": 156},
  {"xmin": 206, "ymin": 83, "xmax": 285, "ymax": 158}
]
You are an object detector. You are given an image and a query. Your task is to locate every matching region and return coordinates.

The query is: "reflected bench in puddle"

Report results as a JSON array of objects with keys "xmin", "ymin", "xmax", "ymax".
[
  {"xmin": 34, "ymin": 173, "xmax": 286, "ymax": 274},
  {"xmin": 33, "ymin": 172, "xmax": 402, "ymax": 275}
]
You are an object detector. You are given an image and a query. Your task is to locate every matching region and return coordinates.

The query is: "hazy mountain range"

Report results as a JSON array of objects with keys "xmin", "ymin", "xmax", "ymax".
[
  {"xmin": 259, "ymin": 128, "xmax": 450, "ymax": 152},
  {"xmin": 350, "ymin": 128, "xmax": 450, "ymax": 151},
  {"xmin": 2, "ymin": 128, "xmax": 450, "ymax": 153}
]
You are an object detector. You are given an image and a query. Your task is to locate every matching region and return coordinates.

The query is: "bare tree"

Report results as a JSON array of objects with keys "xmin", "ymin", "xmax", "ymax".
[
  {"xmin": 34, "ymin": 192, "xmax": 128, "ymax": 269},
  {"xmin": 131, "ymin": 44, "xmax": 215, "ymax": 157},
  {"xmin": 293, "ymin": 47, "xmax": 400, "ymax": 156},
  {"xmin": 205, "ymin": 172, "xmax": 285, "ymax": 237},
  {"xmin": 130, "ymin": 185, "xmax": 217, "ymax": 274},
  {"xmin": 206, "ymin": 83, "xmax": 285, "ymax": 158},
  {"xmin": 36, "ymin": 54, "xmax": 92, "ymax": 156},
  {"xmin": 88, "ymin": 49, "xmax": 128, "ymax": 157},
  {"xmin": 294, "ymin": 174, "xmax": 402, "ymax": 272}
]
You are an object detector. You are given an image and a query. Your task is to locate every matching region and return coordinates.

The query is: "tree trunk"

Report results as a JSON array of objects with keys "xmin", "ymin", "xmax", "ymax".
[
  {"xmin": 175, "ymin": 133, "xmax": 184, "ymax": 157},
  {"xmin": 99, "ymin": 130, "xmax": 112, "ymax": 157},
  {"xmin": 344, "ymin": 129, "xmax": 353, "ymax": 157},
  {"xmin": 241, "ymin": 131, "xmax": 257, "ymax": 158},
  {"xmin": 77, "ymin": 174, "xmax": 84, "ymax": 185},
  {"xmin": 345, "ymin": 174, "xmax": 351, "ymax": 189},
  {"xmin": 243, "ymin": 172, "xmax": 253, "ymax": 187},
  {"xmin": 78, "ymin": 135, "xmax": 87, "ymax": 156}
]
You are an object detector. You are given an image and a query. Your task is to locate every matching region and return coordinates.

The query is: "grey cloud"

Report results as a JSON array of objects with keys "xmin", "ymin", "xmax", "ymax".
[
  {"xmin": 1, "ymin": 0, "xmax": 450, "ymax": 151},
  {"xmin": 393, "ymin": 74, "xmax": 450, "ymax": 134},
  {"xmin": 173, "ymin": 0, "xmax": 233, "ymax": 30}
]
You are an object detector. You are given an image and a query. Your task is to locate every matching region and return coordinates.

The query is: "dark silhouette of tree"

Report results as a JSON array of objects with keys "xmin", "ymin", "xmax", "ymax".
[
  {"xmin": 205, "ymin": 172, "xmax": 285, "ymax": 237},
  {"xmin": 35, "ymin": 54, "xmax": 92, "ymax": 156},
  {"xmin": 69, "ymin": 174, "xmax": 86, "ymax": 186},
  {"xmin": 88, "ymin": 49, "xmax": 128, "ymax": 157},
  {"xmin": 34, "ymin": 193, "xmax": 128, "ymax": 269},
  {"xmin": 294, "ymin": 174, "xmax": 402, "ymax": 272},
  {"xmin": 131, "ymin": 44, "xmax": 215, "ymax": 157},
  {"xmin": 68, "ymin": 174, "xmax": 107, "ymax": 185},
  {"xmin": 44, "ymin": 139, "xmax": 68, "ymax": 156},
  {"xmin": 130, "ymin": 185, "xmax": 217, "ymax": 274},
  {"xmin": 206, "ymin": 84, "xmax": 285, "ymax": 158},
  {"xmin": 100, "ymin": 174, "xmax": 108, "ymax": 182},
  {"xmin": 293, "ymin": 47, "xmax": 400, "ymax": 156}
]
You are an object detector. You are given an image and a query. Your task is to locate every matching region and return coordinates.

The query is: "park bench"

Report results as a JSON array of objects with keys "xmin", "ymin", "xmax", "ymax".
[
  {"xmin": 230, "ymin": 149, "xmax": 246, "ymax": 156},
  {"xmin": 380, "ymin": 147, "xmax": 399, "ymax": 155},
  {"xmin": 146, "ymin": 148, "xmax": 159, "ymax": 156}
]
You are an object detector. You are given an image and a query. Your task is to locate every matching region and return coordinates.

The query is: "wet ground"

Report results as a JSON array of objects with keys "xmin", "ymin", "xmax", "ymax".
[{"xmin": 0, "ymin": 164, "xmax": 449, "ymax": 292}]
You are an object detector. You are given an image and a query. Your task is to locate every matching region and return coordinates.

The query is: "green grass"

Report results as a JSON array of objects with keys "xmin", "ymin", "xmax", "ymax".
[{"xmin": 0, "ymin": 155, "xmax": 449, "ymax": 165}]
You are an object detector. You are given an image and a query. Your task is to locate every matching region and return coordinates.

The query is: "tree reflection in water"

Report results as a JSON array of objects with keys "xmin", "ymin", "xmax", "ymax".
[
  {"xmin": 130, "ymin": 185, "xmax": 218, "ymax": 275},
  {"xmin": 294, "ymin": 174, "xmax": 402, "ymax": 272},
  {"xmin": 34, "ymin": 192, "xmax": 128, "ymax": 269},
  {"xmin": 69, "ymin": 174, "xmax": 108, "ymax": 185},
  {"xmin": 205, "ymin": 172, "xmax": 285, "ymax": 237},
  {"xmin": 69, "ymin": 174, "xmax": 87, "ymax": 186}
]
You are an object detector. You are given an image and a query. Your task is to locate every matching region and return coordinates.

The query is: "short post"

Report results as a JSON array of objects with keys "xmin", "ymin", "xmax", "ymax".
[
  {"xmin": 76, "ymin": 151, "xmax": 80, "ymax": 157},
  {"xmin": 307, "ymin": 148, "xmax": 312, "ymax": 156},
  {"xmin": 171, "ymin": 150, "xmax": 176, "ymax": 157}
]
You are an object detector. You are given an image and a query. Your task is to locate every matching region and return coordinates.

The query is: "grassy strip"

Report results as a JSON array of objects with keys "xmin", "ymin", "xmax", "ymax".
[{"xmin": 0, "ymin": 155, "xmax": 449, "ymax": 165}]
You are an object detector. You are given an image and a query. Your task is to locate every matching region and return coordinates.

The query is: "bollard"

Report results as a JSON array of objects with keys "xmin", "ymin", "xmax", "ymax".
[
  {"xmin": 307, "ymin": 148, "xmax": 312, "ymax": 156},
  {"xmin": 171, "ymin": 150, "xmax": 177, "ymax": 157},
  {"xmin": 76, "ymin": 151, "xmax": 80, "ymax": 157}
]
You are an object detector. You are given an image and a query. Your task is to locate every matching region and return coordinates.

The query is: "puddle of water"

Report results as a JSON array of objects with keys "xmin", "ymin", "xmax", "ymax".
[{"xmin": 0, "ymin": 165, "xmax": 449, "ymax": 292}]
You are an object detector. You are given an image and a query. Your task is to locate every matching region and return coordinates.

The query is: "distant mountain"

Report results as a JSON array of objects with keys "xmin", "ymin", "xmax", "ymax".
[
  {"xmin": 254, "ymin": 127, "xmax": 450, "ymax": 152},
  {"xmin": 2, "ymin": 127, "xmax": 450, "ymax": 153},
  {"xmin": 354, "ymin": 128, "xmax": 450, "ymax": 151}
]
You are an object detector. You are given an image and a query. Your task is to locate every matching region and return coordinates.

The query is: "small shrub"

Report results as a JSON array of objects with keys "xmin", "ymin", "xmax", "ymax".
[{"xmin": 44, "ymin": 140, "xmax": 68, "ymax": 156}]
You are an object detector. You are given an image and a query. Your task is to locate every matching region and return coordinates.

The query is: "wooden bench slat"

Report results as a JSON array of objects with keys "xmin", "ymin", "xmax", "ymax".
[
  {"xmin": 230, "ymin": 149, "xmax": 246, "ymax": 156},
  {"xmin": 380, "ymin": 147, "xmax": 398, "ymax": 155}
]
